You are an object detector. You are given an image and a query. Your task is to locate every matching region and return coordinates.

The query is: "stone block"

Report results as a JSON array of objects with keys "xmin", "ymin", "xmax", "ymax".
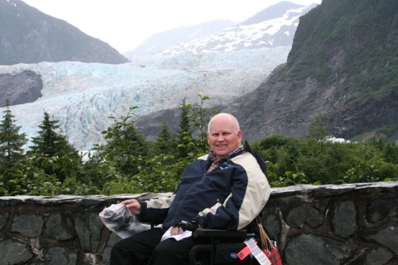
[
  {"xmin": 331, "ymin": 201, "xmax": 356, "ymax": 238},
  {"xmin": 74, "ymin": 212, "xmax": 103, "ymax": 253},
  {"xmin": 45, "ymin": 213, "xmax": 74, "ymax": 241},
  {"xmin": 284, "ymin": 233, "xmax": 357, "ymax": 265},
  {"xmin": 0, "ymin": 238, "xmax": 33, "ymax": 264},
  {"xmin": 11, "ymin": 213, "xmax": 44, "ymax": 237}
]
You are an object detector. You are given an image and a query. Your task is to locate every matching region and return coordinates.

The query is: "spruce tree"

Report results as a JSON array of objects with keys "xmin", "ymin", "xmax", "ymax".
[
  {"xmin": 0, "ymin": 99, "xmax": 28, "ymax": 186},
  {"xmin": 155, "ymin": 123, "xmax": 177, "ymax": 156},
  {"xmin": 29, "ymin": 112, "xmax": 76, "ymax": 156},
  {"xmin": 29, "ymin": 111, "xmax": 78, "ymax": 181},
  {"xmin": 177, "ymin": 98, "xmax": 193, "ymax": 158}
]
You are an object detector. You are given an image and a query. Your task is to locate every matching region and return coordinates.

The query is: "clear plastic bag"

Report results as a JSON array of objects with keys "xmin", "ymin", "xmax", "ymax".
[{"xmin": 99, "ymin": 203, "xmax": 150, "ymax": 238}]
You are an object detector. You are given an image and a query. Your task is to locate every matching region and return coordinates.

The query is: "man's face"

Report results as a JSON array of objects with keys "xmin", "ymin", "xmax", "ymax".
[{"xmin": 207, "ymin": 115, "xmax": 242, "ymax": 160}]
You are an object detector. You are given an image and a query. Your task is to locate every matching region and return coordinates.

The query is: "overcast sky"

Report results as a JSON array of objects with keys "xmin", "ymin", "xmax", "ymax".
[{"xmin": 22, "ymin": 0, "xmax": 321, "ymax": 53}]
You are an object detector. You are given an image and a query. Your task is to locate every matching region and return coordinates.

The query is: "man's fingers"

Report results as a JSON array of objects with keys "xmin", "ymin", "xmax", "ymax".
[
  {"xmin": 170, "ymin": 226, "xmax": 183, "ymax": 235},
  {"xmin": 120, "ymin": 199, "xmax": 140, "ymax": 214},
  {"xmin": 121, "ymin": 199, "xmax": 135, "ymax": 204}
]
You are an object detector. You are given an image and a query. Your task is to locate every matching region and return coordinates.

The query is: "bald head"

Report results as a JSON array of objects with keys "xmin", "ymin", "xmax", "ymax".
[{"xmin": 207, "ymin": 113, "xmax": 240, "ymax": 133}]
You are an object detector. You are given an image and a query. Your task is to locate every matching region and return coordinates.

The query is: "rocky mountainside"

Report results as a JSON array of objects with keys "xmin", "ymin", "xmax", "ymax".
[
  {"xmin": 222, "ymin": 0, "xmax": 398, "ymax": 142},
  {"xmin": 0, "ymin": 70, "xmax": 42, "ymax": 107},
  {"xmin": 0, "ymin": 0, "xmax": 128, "ymax": 65},
  {"xmin": 0, "ymin": 1, "xmax": 315, "ymax": 150}
]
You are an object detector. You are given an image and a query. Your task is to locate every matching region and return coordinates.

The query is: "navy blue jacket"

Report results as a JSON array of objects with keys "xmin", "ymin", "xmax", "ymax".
[{"xmin": 138, "ymin": 151, "xmax": 270, "ymax": 230}]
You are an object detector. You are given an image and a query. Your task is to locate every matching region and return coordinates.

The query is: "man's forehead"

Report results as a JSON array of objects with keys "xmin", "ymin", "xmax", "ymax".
[
  {"xmin": 208, "ymin": 124, "xmax": 237, "ymax": 134},
  {"xmin": 209, "ymin": 128, "xmax": 233, "ymax": 133}
]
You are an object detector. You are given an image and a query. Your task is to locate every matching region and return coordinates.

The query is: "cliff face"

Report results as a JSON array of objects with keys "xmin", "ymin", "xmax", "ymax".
[
  {"xmin": 225, "ymin": 0, "xmax": 398, "ymax": 142},
  {"xmin": 0, "ymin": 0, "xmax": 128, "ymax": 65},
  {"xmin": 0, "ymin": 71, "xmax": 42, "ymax": 107}
]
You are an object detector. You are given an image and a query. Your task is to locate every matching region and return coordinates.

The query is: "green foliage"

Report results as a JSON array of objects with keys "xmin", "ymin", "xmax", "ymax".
[
  {"xmin": 28, "ymin": 111, "xmax": 80, "ymax": 182},
  {"xmin": 101, "ymin": 106, "xmax": 148, "ymax": 177},
  {"xmin": 177, "ymin": 98, "xmax": 198, "ymax": 159},
  {"xmin": 103, "ymin": 95, "xmax": 214, "ymax": 194},
  {"xmin": 155, "ymin": 123, "xmax": 178, "ymax": 156},
  {"xmin": 188, "ymin": 94, "xmax": 218, "ymax": 153},
  {"xmin": 128, "ymin": 154, "xmax": 190, "ymax": 193},
  {"xmin": 177, "ymin": 94, "xmax": 216, "ymax": 158},
  {"xmin": 308, "ymin": 113, "xmax": 331, "ymax": 143},
  {"xmin": 1, "ymin": 95, "xmax": 397, "ymax": 196},
  {"xmin": 29, "ymin": 112, "xmax": 76, "ymax": 156},
  {"xmin": 0, "ymin": 100, "xmax": 28, "ymax": 193},
  {"xmin": 343, "ymin": 137, "xmax": 387, "ymax": 183},
  {"xmin": 259, "ymin": 132, "xmax": 398, "ymax": 186}
]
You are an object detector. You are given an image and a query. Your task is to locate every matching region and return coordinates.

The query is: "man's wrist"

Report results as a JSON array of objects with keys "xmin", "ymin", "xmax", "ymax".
[{"xmin": 177, "ymin": 220, "xmax": 199, "ymax": 231}]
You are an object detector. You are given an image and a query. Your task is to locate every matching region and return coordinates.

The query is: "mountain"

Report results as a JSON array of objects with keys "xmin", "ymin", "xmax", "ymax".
[
  {"xmin": 156, "ymin": 1, "xmax": 317, "ymax": 56},
  {"xmin": 0, "ymin": 2, "xmax": 317, "ymax": 150},
  {"xmin": 222, "ymin": 0, "xmax": 398, "ymax": 143},
  {"xmin": 0, "ymin": 0, "xmax": 128, "ymax": 65},
  {"xmin": 123, "ymin": 19, "xmax": 236, "ymax": 57},
  {"xmin": 124, "ymin": 1, "xmax": 316, "ymax": 58}
]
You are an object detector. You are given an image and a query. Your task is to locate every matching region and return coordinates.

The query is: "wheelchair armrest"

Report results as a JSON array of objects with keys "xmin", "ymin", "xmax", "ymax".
[{"xmin": 193, "ymin": 228, "xmax": 248, "ymax": 239}]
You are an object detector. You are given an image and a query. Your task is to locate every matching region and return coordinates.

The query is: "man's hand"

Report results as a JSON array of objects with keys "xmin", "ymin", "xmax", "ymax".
[
  {"xmin": 170, "ymin": 226, "xmax": 184, "ymax": 235},
  {"xmin": 121, "ymin": 199, "xmax": 141, "ymax": 215},
  {"xmin": 170, "ymin": 221, "xmax": 201, "ymax": 235}
]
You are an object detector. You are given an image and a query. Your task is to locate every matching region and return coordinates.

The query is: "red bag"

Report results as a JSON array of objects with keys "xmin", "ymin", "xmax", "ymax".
[
  {"xmin": 258, "ymin": 217, "xmax": 283, "ymax": 265},
  {"xmin": 264, "ymin": 247, "xmax": 282, "ymax": 265}
]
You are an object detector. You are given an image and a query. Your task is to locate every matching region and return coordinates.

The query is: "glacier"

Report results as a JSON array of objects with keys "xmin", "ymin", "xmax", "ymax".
[{"xmin": 0, "ymin": 47, "xmax": 290, "ymax": 150}]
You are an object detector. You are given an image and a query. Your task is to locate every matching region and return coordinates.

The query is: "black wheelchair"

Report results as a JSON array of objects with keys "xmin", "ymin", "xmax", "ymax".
[{"xmin": 188, "ymin": 219, "xmax": 263, "ymax": 265}]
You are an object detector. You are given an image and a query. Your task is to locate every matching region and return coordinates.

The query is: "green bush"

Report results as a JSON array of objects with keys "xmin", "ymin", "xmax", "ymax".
[{"xmin": 1, "ymin": 96, "xmax": 397, "ymax": 196}]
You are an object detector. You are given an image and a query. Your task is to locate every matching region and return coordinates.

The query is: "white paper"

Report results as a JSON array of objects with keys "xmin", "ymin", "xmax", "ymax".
[
  {"xmin": 161, "ymin": 227, "xmax": 192, "ymax": 241},
  {"xmin": 244, "ymin": 238, "xmax": 271, "ymax": 265}
]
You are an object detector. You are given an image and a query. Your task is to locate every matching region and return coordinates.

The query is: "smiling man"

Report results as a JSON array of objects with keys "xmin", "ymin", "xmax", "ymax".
[
  {"xmin": 207, "ymin": 113, "xmax": 242, "ymax": 160},
  {"xmin": 110, "ymin": 113, "xmax": 270, "ymax": 265}
]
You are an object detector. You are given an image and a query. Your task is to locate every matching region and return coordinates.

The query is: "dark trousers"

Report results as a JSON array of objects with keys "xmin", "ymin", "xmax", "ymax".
[{"xmin": 110, "ymin": 228, "xmax": 200, "ymax": 265}]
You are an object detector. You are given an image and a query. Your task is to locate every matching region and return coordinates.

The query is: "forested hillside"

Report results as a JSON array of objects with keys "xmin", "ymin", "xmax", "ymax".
[{"xmin": 222, "ymin": 0, "xmax": 398, "ymax": 143}]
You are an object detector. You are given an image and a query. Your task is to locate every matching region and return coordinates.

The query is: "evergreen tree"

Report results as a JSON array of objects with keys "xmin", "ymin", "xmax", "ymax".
[
  {"xmin": 0, "ymin": 99, "xmax": 28, "ymax": 190},
  {"xmin": 29, "ymin": 111, "xmax": 79, "ymax": 181},
  {"xmin": 155, "ymin": 123, "xmax": 177, "ymax": 156},
  {"xmin": 177, "ymin": 98, "xmax": 193, "ymax": 158},
  {"xmin": 29, "ymin": 112, "xmax": 76, "ymax": 156}
]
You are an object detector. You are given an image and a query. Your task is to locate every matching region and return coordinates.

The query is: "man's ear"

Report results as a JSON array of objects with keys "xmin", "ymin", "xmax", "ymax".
[{"xmin": 237, "ymin": 130, "xmax": 242, "ymax": 140}]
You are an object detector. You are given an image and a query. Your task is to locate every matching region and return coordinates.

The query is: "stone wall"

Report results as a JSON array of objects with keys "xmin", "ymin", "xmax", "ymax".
[{"xmin": 0, "ymin": 182, "xmax": 397, "ymax": 265}]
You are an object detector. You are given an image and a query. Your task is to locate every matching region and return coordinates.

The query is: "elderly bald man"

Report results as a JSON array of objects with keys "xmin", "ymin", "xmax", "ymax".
[{"xmin": 110, "ymin": 113, "xmax": 270, "ymax": 265}]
